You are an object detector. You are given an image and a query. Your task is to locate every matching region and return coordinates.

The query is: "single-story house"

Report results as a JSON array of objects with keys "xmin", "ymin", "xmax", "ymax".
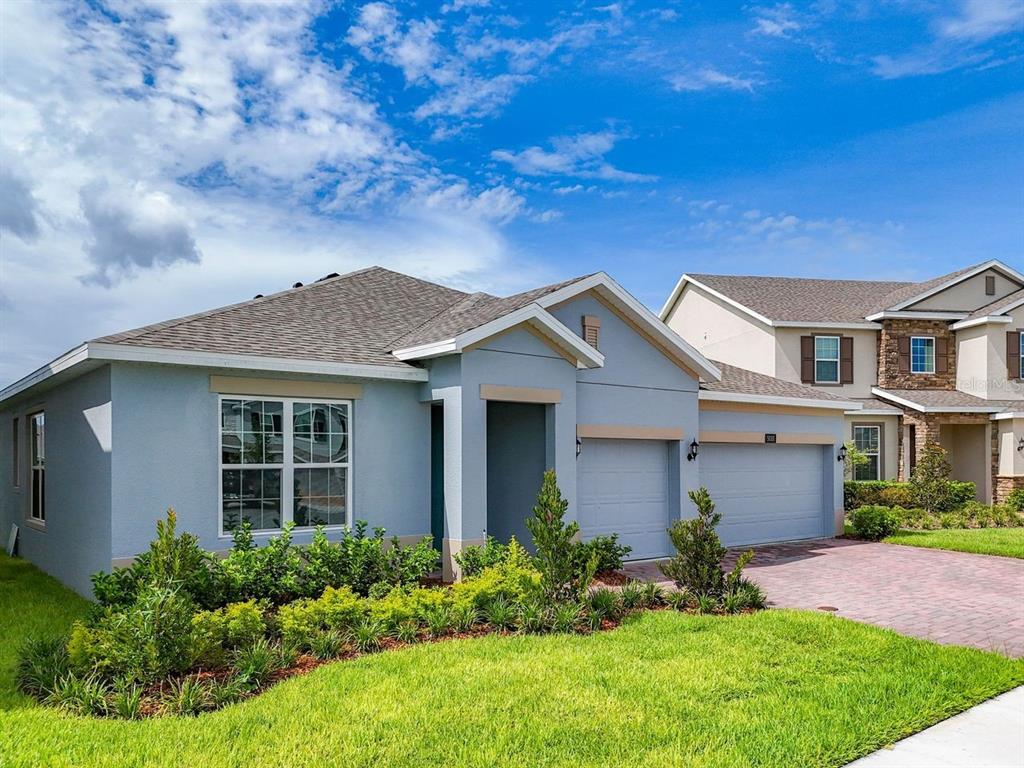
[{"xmin": 1, "ymin": 267, "xmax": 859, "ymax": 594}]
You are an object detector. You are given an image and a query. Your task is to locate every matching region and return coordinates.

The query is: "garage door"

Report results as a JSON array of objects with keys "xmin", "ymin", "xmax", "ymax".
[
  {"xmin": 577, "ymin": 439, "xmax": 672, "ymax": 560},
  {"xmin": 699, "ymin": 443, "xmax": 825, "ymax": 547}
]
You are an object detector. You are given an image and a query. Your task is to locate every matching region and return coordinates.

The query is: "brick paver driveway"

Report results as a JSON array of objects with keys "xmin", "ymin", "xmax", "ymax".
[{"xmin": 623, "ymin": 538, "xmax": 1024, "ymax": 657}]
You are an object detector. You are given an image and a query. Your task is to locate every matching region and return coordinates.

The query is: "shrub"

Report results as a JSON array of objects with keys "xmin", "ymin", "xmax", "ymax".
[
  {"xmin": 110, "ymin": 683, "xmax": 143, "ymax": 719},
  {"xmin": 454, "ymin": 537, "xmax": 510, "ymax": 578},
  {"xmin": 393, "ymin": 621, "xmax": 419, "ymax": 643},
  {"xmin": 386, "ymin": 536, "xmax": 440, "ymax": 585},
  {"xmin": 451, "ymin": 602, "xmax": 479, "ymax": 633},
  {"xmin": 659, "ymin": 488, "xmax": 727, "ymax": 596},
  {"xmin": 277, "ymin": 585, "xmax": 367, "ymax": 648},
  {"xmin": 208, "ymin": 675, "xmax": 248, "ymax": 709},
  {"xmin": 878, "ymin": 485, "xmax": 914, "ymax": 508},
  {"xmin": 483, "ymin": 596, "xmax": 517, "ymax": 629},
  {"xmin": 728, "ymin": 580, "xmax": 766, "ymax": 611},
  {"xmin": 640, "ymin": 582, "xmax": 665, "ymax": 608},
  {"xmin": 221, "ymin": 523, "xmax": 305, "ymax": 605},
  {"xmin": 516, "ymin": 599, "xmax": 546, "ymax": 634},
  {"xmin": 910, "ymin": 444, "xmax": 955, "ymax": 513},
  {"xmin": 526, "ymin": 470, "xmax": 597, "ymax": 603},
  {"xmin": 619, "ymin": 581, "xmax": 645, "ymax": 611},
  {"xmin": 850, "ymin": 505, "xmax": 902, "ymax": 541},
  {"xmin": 424, "ymin": 607, "xmax": 452, "ymax": 639},
  {"xmin": 232, "ymin": 638, "xmax": 285, "ymax": 688},
  {"xmin": 309, "ymin": 629, "xmax": 345, "ymax": 660},
  {"xmin": 191, "ymin": 600, "xmax": 268, "ymax": 668},
  {"xmin": 164, "ymin": 676, "xmax": 210, "ymax": 717},
  {"xmin": 587, "ymin": 588, "xmax": 622, "ymax": 622},
  {"xmin": 1008, "ymin": 488, "xmax": 1024, "ymax": 513},
  {"xmin": 450, "ymin": 539, "xmax": 541, "ymax": 610},
  {"xmin": 573, "ymin": 535, "xmax": 631, "ymax": 574},
  {"xmin": 368, "ymin": 586, "xmax": 449, "ymax": 629},
  {"xmin": 549, "ymin": 602, "xmax": 582, "ymax": 633},
  {"xmin": 45, "ymin": 672, "xmax": 110, "ymax": 716},
  {"xmin": 16, "ymin": 636, "xmax": 72, "ymax": 698},
  {"xmin": 349, "ymin": 619, "xmax": 385, "ymax": 653}
]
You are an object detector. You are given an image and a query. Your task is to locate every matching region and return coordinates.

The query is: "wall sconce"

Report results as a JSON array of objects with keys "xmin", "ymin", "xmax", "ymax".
[
  {"xmin": 1018, "ymin": 437, "xmax": 1024, "ymax": 453},
  {"xmin": 686, "ymin": 439, "xmax": 700, "ymax": 461},
  {"xmin": 576, "ymin": 437, "xmax": 582, "ymax": 458},
  {"xmin": 837, "ymin": 445, "xmax": 847, "ymax": 463}
]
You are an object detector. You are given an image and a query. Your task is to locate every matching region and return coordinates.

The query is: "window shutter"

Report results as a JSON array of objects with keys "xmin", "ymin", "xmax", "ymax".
[
  {"xmin": 840, "ymin": 336, "xmax": 854, "ymax": 384},
  {"xmin": 985, "ymin": 275, "xmax": 996, "ymax": 295},
  {"xmin": 898, "ymin": 336, "xmax": 910, "ymax": 373},
  {"xmin": 1009, "ymin": 331, "xmax": 1022, "ymax": 380},
  {"xmin": 800, "ymin": 336, "xmax": 814, "ymax": 383},
  {"xmin": 935, "ymin": 337, "xmax": 948, "ymax": 374},
  {"xmin": 581, "ymin": 315, "xmax": 601, "ymax": 349}
]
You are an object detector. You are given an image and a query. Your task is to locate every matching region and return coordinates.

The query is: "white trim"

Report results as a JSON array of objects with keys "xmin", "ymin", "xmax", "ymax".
[
  {"xmin": 537, "ymin": 272, "xmax": 722, "ymax": 381},
  {"xmin": 851, "ymin": 423, "xmax": 881, "ymax": 481},
  {"xmin": 393, "ymin": 304, "xmax": 605, "ymax": 369},
  {"xmin": 950, "ymin": 315, "xmax": 1014, "ymax": 330},
  {"xmin": 864, "ymin": 310, "xmax": 968, "ymax": 322},
  {"xmin": 699, "ymin": 390, "xmax": 860, "ymax": 411},
  {"xmin": 992, "ymin": 411, "xmax": 1024, "ymax": 421},
  {"xmin": 813, "ymin": 335, "xmax": 841, "ymax": 384},
  {"xmin": 773, "ymin": 320, "xmax": 882, "ymax": 329},
  {"xmin": 870, "ymin": 387, "xmax": 1005, "ymax": 414},
  {"xmin": 659, "ymin": 275, "xmax": 774, "ymax": 328},
  {"xmin": 846, "ymin": 408, "xmax": 902, "ymax": 417},
  {"xmin": 888, "ymin": 260, "xmax": 1024, "ymax": 311},
  {"xmin": 0, "ymin": 342, "xmax": 428, "ymax": 406},
  {"xmin": 217, "ymin": 395, "xmax": 353, "ymax": 538}
]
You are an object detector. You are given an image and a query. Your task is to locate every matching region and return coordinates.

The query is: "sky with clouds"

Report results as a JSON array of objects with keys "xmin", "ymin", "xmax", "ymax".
[{"xmin": 1, "ymin": 0, "xmax": 1022, "ymax": 382}]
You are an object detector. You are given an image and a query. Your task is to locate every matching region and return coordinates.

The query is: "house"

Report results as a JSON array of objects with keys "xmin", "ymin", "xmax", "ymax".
[
  {"xmin": 661, "ymin": 259, "xmax": 1024, "ymax": 505},
  {"xmin": 1, "ymin": 267, "xmax": 855, "ymax": 595}
]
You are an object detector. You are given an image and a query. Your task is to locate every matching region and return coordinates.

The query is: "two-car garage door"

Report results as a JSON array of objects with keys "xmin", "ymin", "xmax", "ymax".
[{"xmin": 578, "ymin": 438, "xmax": 827, "ymax": 559}]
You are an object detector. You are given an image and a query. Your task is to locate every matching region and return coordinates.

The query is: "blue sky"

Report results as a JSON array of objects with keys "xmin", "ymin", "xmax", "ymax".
[{"xmin": 1, "ymin": 0, "xmax": 1022, "ymax": 381}]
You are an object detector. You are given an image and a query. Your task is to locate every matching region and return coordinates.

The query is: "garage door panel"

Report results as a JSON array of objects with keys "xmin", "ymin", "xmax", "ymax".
[
  {"xmin": 578, "ymin": 438, "xmax": 672, "ymax": 560},
  {"xmin": 700, "ymin": 443, "xmax": 825, "ymax": 547}
]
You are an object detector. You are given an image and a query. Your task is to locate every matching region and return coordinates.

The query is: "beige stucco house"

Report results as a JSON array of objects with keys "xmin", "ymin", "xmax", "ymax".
[{"xmin": 661, "ymin": 260, "xmax": 1024, "ymax": 504}]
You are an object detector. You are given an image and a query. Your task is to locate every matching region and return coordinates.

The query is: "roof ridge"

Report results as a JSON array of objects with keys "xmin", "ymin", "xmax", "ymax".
[{"xmin": 689, "ymin": 272, "xmax": 914, "ymax": 287}]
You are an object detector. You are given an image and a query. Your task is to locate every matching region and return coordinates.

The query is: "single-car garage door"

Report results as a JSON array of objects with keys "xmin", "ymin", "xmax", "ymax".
[
  {"xmin": 699, "ymin": 443, "xmax": 826, "ymax": 547},
  {"xmin": 577, "ymin": 439, "xmax": 672, "ymax": 560}
]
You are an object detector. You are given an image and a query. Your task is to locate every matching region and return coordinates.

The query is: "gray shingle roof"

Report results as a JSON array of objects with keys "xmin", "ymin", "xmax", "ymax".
[
  {"xmin": 873, "ymin": 388, "xmax": 1019, "ymax": 412},
  {"xmin": 702, "ymin": 361, "xmax": 852, "ymax": 402},
  {"xmin": 963, "ymin": 287, "xmax": 1024, "ymax": 321},
  {"xmin": 848, "ymin": 397, "xmax": 903, "ymax": 415},
  {"xmin": 93, "ymin": 267, "xmax": 470, "ymax": 369},
  {"xmin": 688, "ymin": 274, "xmax": 911, "ymax": 323}
]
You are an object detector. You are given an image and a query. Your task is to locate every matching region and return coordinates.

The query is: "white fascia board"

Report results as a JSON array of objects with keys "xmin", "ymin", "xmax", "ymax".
[
  {"xmin": 659, "ymin": 274, "xmax": 775, "ymax": 329},
  {"xmin": 889, "ymin": 260, "xmax": 1024, "ymax": 311},
  {"xmin": 393, "ymin": 304, "xmax": 605, "ymax": 369},
  {"xmin": 864, "ymin": 310, "xmax": 969, "ymax": 322},
  {"xmin": 870, "ymin": 387, "xmax": 1003, "ymax": 414},
  {"xmin": 538, "ymin": 272, "xmax": 722, "ymax": 382},
  {"xmin": 847, "ymin": 408, "xmax": 903, "ymax": 417},
  {"xmin": 950, "ymin": 315, "xmax": 1014, "ymax": 331},
  {"xmin": 0, "ymin": 343, "xmax": 90, "ymax": 404},
  {"xmin": 992, "ymin": 411, "xmax": 1024, "ymax": 421},
  {"xmin": 773, "ymin": 321, "xmax": 883, "ymax": 330},
  {"xmin": 700, "ymin": 390, "xmax": 860, "ymax": 411}
]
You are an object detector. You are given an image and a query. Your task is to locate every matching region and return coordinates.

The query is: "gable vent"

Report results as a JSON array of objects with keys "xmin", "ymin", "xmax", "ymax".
[
  {"xmin": 986, "ymin": 274, "xmax": 996, "ymax": 295},
  {"xmin": 582, "ymin": 315, "xmax": 601, "ymax": 349}
]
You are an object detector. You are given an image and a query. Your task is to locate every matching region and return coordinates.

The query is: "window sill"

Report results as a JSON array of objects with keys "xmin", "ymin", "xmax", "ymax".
[
  {"xmin": 23, "ymin": 519, "xmax": 46, "ymax": 533},
  {"xmin": 217, "ymin": 523, "xmax": 349, "ymax": 540}
]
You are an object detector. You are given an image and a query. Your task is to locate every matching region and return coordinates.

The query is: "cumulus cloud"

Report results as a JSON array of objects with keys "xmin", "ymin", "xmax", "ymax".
[
  {"xmin": 79, "ymin": 182, "xmax": 202, "ymax": 287},
  {"xmin": 668, "ymin": 67, "xmax": 757, "ymax": 92},
  {"xmin": 491, "ymin": 130, "xmax": 654, "ymax": 181},
  {"xmin": 939, "ymin": 0, "xmax": 1024, "ymax": 41},
  {"xmin": 750, "ymin": 4, "xmax": 802, "ymax": 38},
  {"xmin": 0, "ymin": 163, "xmax": 41, "ymax": 242}
]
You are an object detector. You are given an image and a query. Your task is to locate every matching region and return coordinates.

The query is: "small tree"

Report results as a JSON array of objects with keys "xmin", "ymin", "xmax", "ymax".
[
  {"xmin": 526, "ymin": 470, "xmax": 596, "ymax": 603},
  {"xmin": 910, "ymin": 443, "xmax": 954, "ymax": 513},
  {"xmin": 660, "ymin": 488, "xmax": 730, "ymax": 596},
  {"xmin": 843, "ymin": 440, "xmax": 869, "ymax": 480}
]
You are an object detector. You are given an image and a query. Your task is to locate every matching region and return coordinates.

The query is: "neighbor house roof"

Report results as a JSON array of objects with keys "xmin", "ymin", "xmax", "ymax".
[
  {"xmin": 871, "ymin": 387, "xmax": 1017, "ymax": 414},
  {"xmin": 701, "ymin": 361, "xmax": 860, "ymax": 410}
]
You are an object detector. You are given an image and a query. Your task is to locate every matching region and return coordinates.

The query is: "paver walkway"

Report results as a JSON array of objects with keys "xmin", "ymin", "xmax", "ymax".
[
  {"xmin": 623, "ymin": 538, "xmax": 1024, "ymax": 656},
  {"xmin": 847, "ymin": 686, "xmax": 1024, "ymax": 767}
]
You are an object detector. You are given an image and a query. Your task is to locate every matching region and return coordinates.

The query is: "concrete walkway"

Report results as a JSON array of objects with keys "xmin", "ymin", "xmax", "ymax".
[{"xmin": 847, "ymin": 686, "xmax": 1024, "ymax": 767}]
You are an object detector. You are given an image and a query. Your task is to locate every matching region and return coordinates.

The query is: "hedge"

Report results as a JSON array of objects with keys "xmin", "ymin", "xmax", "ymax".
[{"xmin": 844, "ymin": 480, "xmax": 976, "ymax": 512}]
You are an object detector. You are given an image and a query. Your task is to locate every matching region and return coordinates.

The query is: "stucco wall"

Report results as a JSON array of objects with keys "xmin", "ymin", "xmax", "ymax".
[
  {"xmin": 775, "ymin": 327, "xmax": 878, "ymax": 398},
  {"xmin": 109, "ymin": 362, "xmax": 431, "ymax": 562},
  {"xmin": 908, "ymin": 269, "xmax": 1022, "ymax": 311},
  {"xmin": 663, "ymin": 285, "xmax": 776, "ymax": 377},
  {"xmin": 997, "ymin": 418, "xmax": 1024, "ymax": 477},
  {"xmin": 957, "ymin": 305, "xmax": 1024, "ymax": 402},
  {"xmin": 843, "ymin": 414, "xmax": 900, "ymax": 481},
  {"xmin": 940, "ymin": 423, "xmax": 990, "ymax": 502},
  {"xmin": 0, "ymin": 366, "xmax": 113, "ymax": 595}
]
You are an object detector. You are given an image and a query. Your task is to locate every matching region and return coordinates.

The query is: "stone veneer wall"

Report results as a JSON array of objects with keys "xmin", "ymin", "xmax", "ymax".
[
  {"xmin": 877, "ymin": 319, "xmax": 956, "ymax": 390},
  {"xmin": 994, "ymin": 476, "xmax": 1024, "ymax": 504},
  {"xmin": 897, "ymin": 410, "xmax": 991, "ymax": 488}
]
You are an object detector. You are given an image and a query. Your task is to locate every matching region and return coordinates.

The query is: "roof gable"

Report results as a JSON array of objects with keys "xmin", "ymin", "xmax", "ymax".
[{"xmin": 879, "ymin": 260, "xmax": 1024, "ymax": 312}]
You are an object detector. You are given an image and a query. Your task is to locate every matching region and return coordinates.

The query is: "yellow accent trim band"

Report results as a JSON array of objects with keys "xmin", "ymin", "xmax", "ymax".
[
  {"xmin": 479, "ymin": 384, "xmax": 562, "ymax": 404},
  {"xmin": 577, "ymin": 424, "xmax": 684, "ymax": 440},
  {"xmin": 699, "ymin": 400, "xmax": 839, "ymax": 417},
  {"xmin": 209, "ymin": 375, "xmax": 363, "ymax": 400},
  {"xmin": 699, "ymin": 431, "xmax": 835, "ymax": 445}
]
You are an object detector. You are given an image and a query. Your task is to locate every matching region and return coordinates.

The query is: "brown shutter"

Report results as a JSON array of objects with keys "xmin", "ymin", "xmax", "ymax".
[
  {"xmin": 935, "ymin": 337, "xmax": 948, "ymax": 374},
  {"xmin": 1009, "ymin": 331, "xmax": 1022, "ymax": 380},
  {"xmin": 840, "ymin": 336, "xmax": 854, "ymax": 384},
  {"xmin": 898, "ymin": 336, "xmax": 910, "ymax": 373},
  {"xmin": 800, "ymin": 336, "xmax": 814, "ymax": 383}
]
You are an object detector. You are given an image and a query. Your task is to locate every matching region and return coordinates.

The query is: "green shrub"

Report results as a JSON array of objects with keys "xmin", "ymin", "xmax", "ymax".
[
  {"xmin": 454, "ymin": 537, "xmax": 510, "ymax": 578},
  {"xmin": 878, "ymin": 484, "xmax": 914, "ymax": 508},
  {"xmin": 277, "ymin": 585, "xmax": 367, "ymax": 648},
  {"xmin": 483, "ymin": 596, "xmax": 517, "ymax": 629},
  {"xmin": 164, "ymin": 676, "xmax": 210, "ymax": 717},
  {"xmin": 450, "ymin": 539, "xmax": 541, "ymax": 610},
  {"xmin": 526, "ymin": 470, "xmax": 597, "ymax": 603},
  {"xmin": 110, "ymin": 683, "xmax": 143, "ymax": 719},
  {"xmin": 45, "ymin": 672, "xmax": 110, "ymax": 716},
  {"xmin": 640, "ymin": 582, "xmax": 665, "ymax": 608},
  {"xmin": 208, "ymin": 675, "xmax": 247, "ymax": 709},
  {"xmin": 1007, "ymin": 488, "xmax": 1024, "ymax": 512},
  {"xmin": 587, "ymin": 588, "xmax": 622, "ymax": 622},
  {"xmin": 451, "ymin": 602, "xmax": 479, "ymax": 633},
  {"xmin": 850, "ymin": 505, "xmax": 902, "ymax": 541},
  {"xmin": 16, "ymin": 636, "xmax": 72, "ymax": 698},
  {"xmin": 387, "ymin": 536, "xmax": 439, "ymax": 585},
  {"xmin": 349, "ymin": 619, "xmax": 385, "ymax": 653},
  {"xmin": 393, "ymin": 621, "xmax": 419, "ymax": 643},
  {"xmin": 232, "ymin": 638, "xmax": 285, "ymax": 688},
  {"xmin": 549, "ymin": 602, "xmax": 582, "ymax": 633},
  {"xmin": 573, "ymin": 534, "xmax": 631, "ymax": 574},
  {"xmin": 368, "ymin": 586, "xmax": 450, "ymax": 629},
  {"xmin": 619, "ymin": 581, "xmax": 645, "ymax": 611},
  {"xmin": 424, "ymin": 607, "xmax": 452, "ymax": 639},
  {"xmin": 910, "ymin": 444, "xmax": 955, "ymax": 513},
  {"xmin": 659, "ymin": 488, "xmax": 739, "ymax": 597},
  {"xmin": 516, "ymin": 599, "xmax": 546, "ymax": 633},
  {"xmin": 191, "ymin": 600, "xmax": 268, "ymax": 668},
  {"xmin": 309, "ymin": 629, "xmax": 345, "ymax": 660},
  {"xmin": 221, "ymin": 523, "xmax": 305, "ymax": 604}
]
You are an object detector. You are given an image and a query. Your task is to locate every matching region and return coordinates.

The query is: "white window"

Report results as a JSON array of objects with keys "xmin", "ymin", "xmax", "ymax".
[
  {"xmin": 853, "ymin": 425, "xmax": 880, "ymax": 481},
  {"xmin": 910, "ymin": 336, "xmax": 935, "ymax": 374},
  {"xmin": 814, "ymin": 336, "xmax": 840, "ymax": 384},
  {"xmin": 219, "ymin": 397, "xmax": 351, "ymax": 535},
  {"xmin": 29, "ymin": 412, "xmax": 45, "ymax": 523}
]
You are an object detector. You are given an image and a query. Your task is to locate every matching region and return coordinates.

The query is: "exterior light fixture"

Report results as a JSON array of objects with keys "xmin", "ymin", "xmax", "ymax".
[
  {"xmin": 576, "ymin": 437, "xmax": 582, "ymax": 458},
  {"xmin": 686, "ymin": 439, "xmax": 700, "ymax": 462},
  {"xmin": 837, "ymin": 445, "xmax": 847, "ymax": 463},
  {"xmin": 1018, "ymin": 437, "xmax": 1024, "ymax": 453}
]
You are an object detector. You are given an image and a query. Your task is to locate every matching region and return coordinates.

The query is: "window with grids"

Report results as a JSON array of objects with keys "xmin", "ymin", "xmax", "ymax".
[
  {"xmin": 910, "ymin": 336, "xmax": 935, "ymax": 374},
  {"xmin": 814, "ymin": 336, "xmax": 840, "ymax": 383},
  {"xmin": 1020, "ymin": 334, "xmax": 1024, "ymax": 379},
  {"xmin": 220, "ymin": 398, "xmax": 350, "ymax": 533},
  {"xmin": 852, "ymin": 425, "xmax": 880, "ymax": 481},
  {"xmin": 29, "ymin": 412, "xmax": 45, "ymax": 523}
]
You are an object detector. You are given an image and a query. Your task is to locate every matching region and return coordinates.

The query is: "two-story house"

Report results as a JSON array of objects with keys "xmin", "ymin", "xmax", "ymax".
[{"xmin": 661, "ymin": 260, "xmax": 1024, "ymax": 504}]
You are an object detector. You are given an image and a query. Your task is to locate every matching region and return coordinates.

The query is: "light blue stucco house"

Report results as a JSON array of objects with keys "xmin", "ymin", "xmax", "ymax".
[{"xmin": 1, "ymin": 267, "xmax": 859, "ymax": 594}]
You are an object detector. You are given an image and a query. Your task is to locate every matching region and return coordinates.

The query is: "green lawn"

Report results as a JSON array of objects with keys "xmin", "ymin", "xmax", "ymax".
[
  {"xmin": 2, "ymin": 554, "xmax": 1023, "ymax": 768},
  {"xmin": 884, "ymin": 527, "xmax": 1024, "ymax": 559}
]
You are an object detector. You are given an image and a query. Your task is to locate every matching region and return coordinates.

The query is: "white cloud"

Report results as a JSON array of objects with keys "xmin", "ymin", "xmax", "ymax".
[
  {"xmin": 751, "ymin": 4, "xmax": 801, "ymax": 38},
  {"xmin": 0, "ymin": 159, "xmax": 41, "ymax": 242},
  {"xmin": 668, "ymin": 67, "xmax": 757, "ymax": 92},
  {"xmin": 491, "ymin": 130, "xmax": 655, "ymax": 181},
  {"xmin": 938, "ymin": 0, "xmax": 1024, "ymax": 41},
  {"xmin": 552, "ymin": 184, "xmax": 584, "ymax": 195}
]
